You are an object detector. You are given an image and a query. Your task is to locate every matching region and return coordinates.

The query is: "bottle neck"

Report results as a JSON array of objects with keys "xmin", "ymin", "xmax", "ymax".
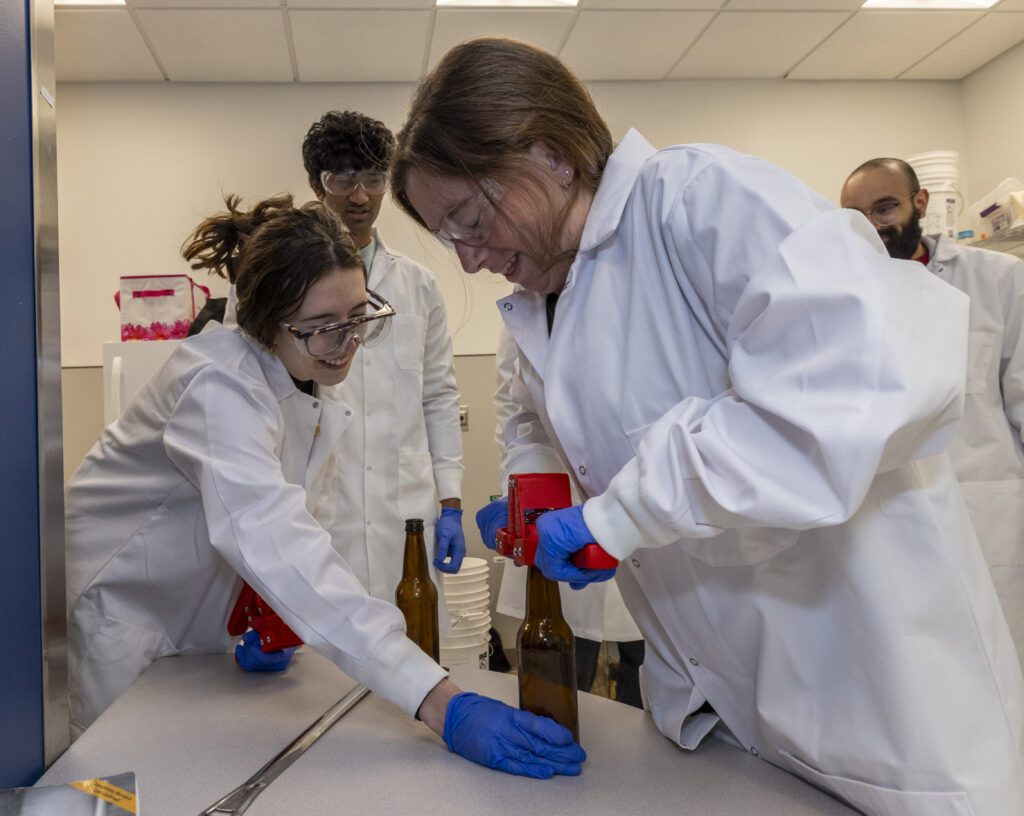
[
  {"xmin": 403, "ymin": 530, "xmax": 429, "ymax": 576},
  {"xmin": 525, "ymin": 565, "xmax": 564, "ymax": 619}
]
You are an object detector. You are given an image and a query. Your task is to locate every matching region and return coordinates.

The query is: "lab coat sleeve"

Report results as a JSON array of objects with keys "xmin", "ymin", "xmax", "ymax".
[
  {"xmin": 419, "ymin": 273, "xmax": 464, "ymax": 501},
  {"xmin": 996, "ymin": 255, "xmax": 1024, "ymax": 443},
  {"xmin": 162, "ymin": 365, "xmax": 446, "ymax": 717},
  {"xmin": 494, "ymin": 323, "xmax": 566, "ymax": 487},
  {"xmin": 585, "ymin": 160, "xmax": 969, "ymax": 559}
]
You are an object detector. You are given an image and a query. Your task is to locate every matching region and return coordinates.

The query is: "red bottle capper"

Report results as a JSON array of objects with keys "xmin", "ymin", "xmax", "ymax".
[
  {"xmin": 496, "ymin": 473, "xmax": 618, "ymax": 570},
  {"xmin": 227, "ymin": 581, "xmax": 304, "ymax": 653}
]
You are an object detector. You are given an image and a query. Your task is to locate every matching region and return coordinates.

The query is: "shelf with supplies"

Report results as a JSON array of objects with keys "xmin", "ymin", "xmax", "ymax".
[{"xmin": 972, "ymin": 225, "xmax": 1024, "ymax": 260}]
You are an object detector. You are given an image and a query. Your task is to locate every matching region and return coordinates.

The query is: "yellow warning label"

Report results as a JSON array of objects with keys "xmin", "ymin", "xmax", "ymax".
[{"xmin": 69, "ymin": 778, "xmax": 137, "ymax": 813}]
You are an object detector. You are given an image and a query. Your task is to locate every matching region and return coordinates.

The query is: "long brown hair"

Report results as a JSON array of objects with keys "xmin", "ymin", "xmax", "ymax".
[
  {"xmin": 181, "ymin": 194, "xmax": 363, "ymax": 349},
  {"xmin": 392, "ymin": 37, "xmax": 613, "ymax": 272}
]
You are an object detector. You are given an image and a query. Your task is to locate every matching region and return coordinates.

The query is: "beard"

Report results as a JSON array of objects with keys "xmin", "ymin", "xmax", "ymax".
[{"xmin": 878, "ymin": 209, "xmax": 923, "ymax": 260}]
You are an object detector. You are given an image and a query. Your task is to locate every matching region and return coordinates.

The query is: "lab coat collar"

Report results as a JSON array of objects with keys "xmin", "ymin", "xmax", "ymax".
[
  {"xmin": 496, "ymin": 130, "xmax": 656, "ymax": 376},
  {"xmin": 497, "ymin": 289, "xmax": 551, "ymax": 376},
  {"xmin": 577, "ymin": 128, "xmax": 657, "ymax": 255},
  {"xmin": 239, "ymin": 330, "xmax": 353, "ymax": 486},
  {"xmin": 921, "ymin": 233, "xmax": 959, "ymax": 269},
  {"xmin": 366, "ymin": 229, "xmax": 395, "ymax": 289}
]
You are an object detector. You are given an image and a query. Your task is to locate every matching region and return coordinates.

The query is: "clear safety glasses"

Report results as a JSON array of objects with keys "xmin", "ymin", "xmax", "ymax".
[
  {"xmin": 433, "ymin": 178, "xmax": 504, "ymax": 249},
  {"xmin": 283, "ymin": 289, "xmax": 394, "ymax": 358},
  {"xmin": 320, "ymin": 169, "xmax": 388, "ymax": 197},
  {"xmin": 863, "ymin": 191, "xmax": 918, "ymax": 227}
]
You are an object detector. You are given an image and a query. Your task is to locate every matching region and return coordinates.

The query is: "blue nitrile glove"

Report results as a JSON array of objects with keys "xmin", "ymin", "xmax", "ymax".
[
  {"xmin": 234, "ymin": 629, "xmax": 295, "ymax": 672},
  {"xmin": 535, "ymin": 505, "xmax": 616, "ymax": 590},
  {"xmin": 475, "ymin": 497, "xmax": 509, "ymax": 552},
  {"xmin": 434, "ymin": 506, "xmax": 466, "ymax": 574},
  {"xmin": 442, "ymin": 692, "xmax": 586, "ymax": 778}
]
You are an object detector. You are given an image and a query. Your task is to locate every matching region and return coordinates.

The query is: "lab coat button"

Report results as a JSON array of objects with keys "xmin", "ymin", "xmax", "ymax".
[
  {"xmin": 689, "ymin": 657, "xmax": 699, "ymax": 666},
  {"xmin": 312, "ymin": 402, "xmax": 320, "ymax": 409},
  {"xmin": 503, "ymin": 302, "xmax": 513, "ymax": 311},
  {"xmin": 578, "ymin": 465, "xmax": 587, "ymax": 475},
  {"xmin": 366, "ymin": 465, "xmax": 372, "ymax": 471},
  {"xmin": 750, "ymin": 747, "xmax": 759, "ymax": 757},
  {"xmin": 345, "ymin": 410, "xmax": 352, "ymax": 417},
  {"xmin": 631, "ymin": 558, "xmax": 640, "ymax": 568}
]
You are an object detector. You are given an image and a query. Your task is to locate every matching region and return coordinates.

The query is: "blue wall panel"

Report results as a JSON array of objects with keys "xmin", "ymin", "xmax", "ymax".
[{"xmin": 0, "ymin": 0, "xmax": 46, "ymax": 790}]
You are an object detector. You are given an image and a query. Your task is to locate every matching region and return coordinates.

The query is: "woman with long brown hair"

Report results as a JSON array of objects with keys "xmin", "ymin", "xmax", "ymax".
[{"xmin": 392, "ymin": 36, "xmax": 1024, "ymax": 814}]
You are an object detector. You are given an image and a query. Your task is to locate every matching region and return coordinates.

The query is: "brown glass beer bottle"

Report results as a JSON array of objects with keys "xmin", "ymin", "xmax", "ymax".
[
  {"xmin": 395, "ymin": 518, "xmax": 440, "ymax": 662},
  {"xmin": 516, "ymin": 564, "xmax": 580, "ymax": 742}
]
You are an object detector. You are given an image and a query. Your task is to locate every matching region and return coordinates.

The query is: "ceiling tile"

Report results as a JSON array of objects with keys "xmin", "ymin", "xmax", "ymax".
[
  {"xmin": 286, "ymin": 0, "xmax": 434, "ymax": 7},
  {"xmin": 901, "ymin": 12, "xmax": 1024, "ymax": 78},
  {"xmin": 670, "ymin": 11, "xmax": 849, "ymax": 77},
  {"xmin": 787, "ymin": 10, "xmax": 983, "ymax": 79},
  {"xmin": 561, "ymin": 10, "xmax": 715, "ymax": 79},
  {"xmin": 428, "ymin": 10, "xmax": 575, "ymax": 71},
  {"xmin": 55, "ymin": 8, "xmax": 164, "ymax": 82},
  {"xmin": 127, "ymin": 0, "xmax": 280, "ymax": 8},
  {"xmin": 724, "ymin": 0, "xmax": 860, "ymax": 8},
  {"xmin": 290, "ymin": 10, "xmax": 431, "ymax": 81},
  {"xmin": 136, "ymin": 8, "xmax": 292, "ymax": 81},
  {"xmin": 579, "ymin": 0, "xmax": 724, "ymax": 8}
]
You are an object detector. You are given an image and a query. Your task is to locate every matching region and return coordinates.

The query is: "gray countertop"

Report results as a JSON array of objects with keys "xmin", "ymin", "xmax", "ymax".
[{"xmin": 38, "ymin": 651, "xmax": 855, "ymax": 814}]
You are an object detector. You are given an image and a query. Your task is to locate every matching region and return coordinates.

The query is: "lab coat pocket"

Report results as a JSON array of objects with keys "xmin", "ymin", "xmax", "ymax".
[
  {"xmin": 965, "ymin": 331, "xmax": 996, "ymax": 395},
  {"xmin": 397, "ymin": 450, "xmax": 436, "ymax": 521},
  {"xmin": 393, "ymin": 314, "xmax": 425, "ymax": 372},
  {"xmin": 777, "ymin": 751, "xmax": 974, "ymax": 816}
]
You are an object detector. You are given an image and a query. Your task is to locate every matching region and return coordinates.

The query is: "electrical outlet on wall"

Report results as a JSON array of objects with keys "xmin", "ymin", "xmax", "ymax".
[{"xmin": 459, "ymin": 404, "xmax": 469, "ymax": 431}]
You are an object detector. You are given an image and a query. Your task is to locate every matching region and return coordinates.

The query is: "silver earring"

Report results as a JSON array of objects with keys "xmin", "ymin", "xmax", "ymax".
[{"xmin": 561, "ymin": 168, "xmax": 572, "ymax": 188}]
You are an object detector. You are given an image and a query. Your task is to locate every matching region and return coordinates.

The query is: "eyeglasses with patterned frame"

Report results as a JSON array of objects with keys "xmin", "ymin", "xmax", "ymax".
[{"xmin": 283, "ymin": 289, "xmax": 394, "ymax": 358}]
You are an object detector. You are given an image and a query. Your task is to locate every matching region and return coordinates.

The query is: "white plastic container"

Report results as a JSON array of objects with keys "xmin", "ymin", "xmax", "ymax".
[{"xmin": 908, "ymin": 150, "xmax": 961, "ymax": 239}]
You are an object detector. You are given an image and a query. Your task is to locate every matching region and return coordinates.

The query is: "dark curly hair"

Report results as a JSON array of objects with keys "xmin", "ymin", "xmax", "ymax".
[{"xmin": 302, "ymin": 111, "xmax": 395, "ymax": 197}]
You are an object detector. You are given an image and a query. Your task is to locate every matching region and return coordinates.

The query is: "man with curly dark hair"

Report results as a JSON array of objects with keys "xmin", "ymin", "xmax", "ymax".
[{"xmin": 302, "ymin": 110, "xmax": 466, "ymax": 622}]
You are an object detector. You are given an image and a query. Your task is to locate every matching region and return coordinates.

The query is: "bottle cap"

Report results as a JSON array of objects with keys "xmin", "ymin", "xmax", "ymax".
[{"xmin": 405, "ymin": 518, "xmax": 424, "ymax": 533}]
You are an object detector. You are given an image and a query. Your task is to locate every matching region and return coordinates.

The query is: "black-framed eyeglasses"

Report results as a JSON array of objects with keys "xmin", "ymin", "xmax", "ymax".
[
  {"xmin": 283, "ymin": 289, "xmax": 394, "ymax": 358},
  {"xmin": 320, "ymin": 169, "xmax": 388, "ymax": 197},
  {"xmin": 861, "ymin": 191, "xmax": 918, "ymax": 227}
]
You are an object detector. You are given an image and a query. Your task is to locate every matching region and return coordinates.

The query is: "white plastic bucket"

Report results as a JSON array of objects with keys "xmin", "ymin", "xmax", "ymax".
[
  {"xmin": 907, "ymin": 151, "xmax": 960, "ymax": 239},
  {"xmin": 449, "ymin": 613, "xmax": 490, "ymax": 634},
  {"xmin": 440, "ymin": 641, "xmax": 490, "ymax": 669},
  {"xmin": 445, "ymin": 557, "xmax": 489, "ymax": 575},
  {"xmin": 908, "ymin": 150, "xmax": 959, "ymax": 179},
  {"xmin": 446, "ymin": 588, "xmax": 489, "ymax": 606},
  {"xmin": 923, "ymin": 186, "xmax": 962, "ymax": 239}
]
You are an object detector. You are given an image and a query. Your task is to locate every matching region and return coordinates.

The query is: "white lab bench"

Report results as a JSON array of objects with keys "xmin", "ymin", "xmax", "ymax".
[{"xmin": 37, "ymin": 651, "xmax": 855, "ymax": 815}]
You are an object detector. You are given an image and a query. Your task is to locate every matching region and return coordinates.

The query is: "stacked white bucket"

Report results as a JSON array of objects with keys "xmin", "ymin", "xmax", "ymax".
[
  {"xmin": 440, "ymin": 557, "xmax": 490, "ymax": 668},
  {"xmin": 908, "ymin": 150, "xmax": 961, "ymax": 239}
]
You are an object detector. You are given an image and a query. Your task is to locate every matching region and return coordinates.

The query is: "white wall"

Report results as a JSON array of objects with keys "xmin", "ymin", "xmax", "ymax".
[
  {"xmin": 962, "ymin": 40, "xmax": 1024, "ymax": 206},
  {"xmin": 56, "ymin": 77, "xmax": 969, "ymax": 367}
]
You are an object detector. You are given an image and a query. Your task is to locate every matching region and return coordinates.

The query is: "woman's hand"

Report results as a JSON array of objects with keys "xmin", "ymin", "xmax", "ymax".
[{"xmin": 417, "ymin": 680, "xmax": 586, "ymax": 778}]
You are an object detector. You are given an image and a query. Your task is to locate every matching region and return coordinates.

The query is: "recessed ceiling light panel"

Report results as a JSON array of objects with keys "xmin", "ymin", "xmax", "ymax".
[
  {"xmin": 862, "ymin": 0, "xmax": 998, "ymax": 8},
  {"xmin": 437, "ymin": 0, "xmax": 579, "ymax": 7}
]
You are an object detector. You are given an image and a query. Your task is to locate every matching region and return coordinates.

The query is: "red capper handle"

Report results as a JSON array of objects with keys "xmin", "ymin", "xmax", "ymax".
[
  {"xmin": 226, "ymin": 581, "xmax": 304, "ymax": 653},
  {"xmin": 571, "ymin": 542, "xmax": 619, "ymax": 570}
]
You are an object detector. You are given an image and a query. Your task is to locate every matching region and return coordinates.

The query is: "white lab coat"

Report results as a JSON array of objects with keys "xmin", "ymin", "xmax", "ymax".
[
  {"xmin": 308, "ymin": 233, "xmax": 462, "ymax": 631},
  {"xmin": 65, "ymin": 325, "xmax": 446, "ymax": 734},
  {"xmin": 497, "ymin": 129, "xmax": 1024, "ymax": 815},
  {"xmin": 924, "ymin": 233, "xmax": 1024, "ymax": 669},
  {"xmin": 492, "ymin": 323, "xmax": 640, "ymax": 643}
]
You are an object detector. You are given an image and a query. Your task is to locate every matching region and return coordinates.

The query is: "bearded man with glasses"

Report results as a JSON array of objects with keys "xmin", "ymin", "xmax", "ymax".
[
  {"xmin": 843, "ymin": 157, "xmax": 1024, "ymax": 673},
  {"xmin": 300, "ymin": 110, "xmax": 466, "ymax": 629}
]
